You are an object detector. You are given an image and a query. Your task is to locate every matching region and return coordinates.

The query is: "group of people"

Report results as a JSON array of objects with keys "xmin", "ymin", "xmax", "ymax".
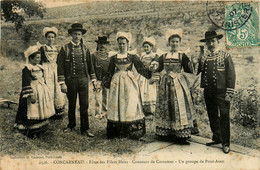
[
  {"xmin": 14, "ymin": 27, "xmax": 66, "ymax": 136},
  {"xmin": 14, "ymin": 23, "xmax": 236, "ymax": 154}
]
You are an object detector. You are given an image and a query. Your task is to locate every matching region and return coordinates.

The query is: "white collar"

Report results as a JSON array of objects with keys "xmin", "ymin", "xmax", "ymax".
[
  {"xmin": 207, "ymin": 48, "xmax": 220, "ymax": 55},
  {"xmin": 24, "ymin": 64, "xmax": 43, "ymax": 71},
  {"xmin": 166, "ymin": 52, "xmax": 179, "ymax": 59},
  {"xmin": 117, "ymin": 53, "xmax": 128, "ymax": 58},
  {"xmin": 45, "ymin": 44, "xmax": 57, "ymax": 49},
  {"xmin": 141, "ymin": 52, "xmax": 155, "ymax": 57},
  {"xmin": 213, "ymin": 48, "xmax": 220, "ymax": 54},
  {"xmin": 71, "ymin": 41, "xmax": 81, "ymax": 46}
]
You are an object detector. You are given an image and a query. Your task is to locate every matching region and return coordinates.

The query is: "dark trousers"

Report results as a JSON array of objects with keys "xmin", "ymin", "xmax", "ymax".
[
  {"xmin": 204, "ymin": 89, "xmax": 230, "ymax": 146},
  {"xmin": 65, "ymin": 76, "xmax": 89, "ymax": 133}
]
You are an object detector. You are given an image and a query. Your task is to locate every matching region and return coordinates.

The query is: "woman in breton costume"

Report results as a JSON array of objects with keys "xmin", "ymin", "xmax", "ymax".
[
  {"xmin": 40, "ymin": 27, "xmax": 65, "ymax": 117},
  {"xmin": 103, "ymin": 32, "xmax": 153, "ymax": 140},
  {"xmin": 153, "ymin": 29, "xmax": 195, "ymax": 145},
  {"xmin": 137, "ymin": 37, "xmax": 160, "ymax": 116},
  {"xmin": 14, "ymin": 44, "xmax": 55, "ymax": 137}
]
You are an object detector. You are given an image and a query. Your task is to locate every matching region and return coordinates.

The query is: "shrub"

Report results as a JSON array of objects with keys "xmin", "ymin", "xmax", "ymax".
[
  {"xmin": 20, "ymin": 25, "xmax": 33, "ymax": 43},
  {"xmin": 233, "ymin": 84, "xmax": 259, "ymax": 128}
]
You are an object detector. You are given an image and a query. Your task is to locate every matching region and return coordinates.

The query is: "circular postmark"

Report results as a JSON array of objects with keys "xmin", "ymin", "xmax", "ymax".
[{"xmin": 206, "ymin": 1, "xmax": 253, "ymax": 31}]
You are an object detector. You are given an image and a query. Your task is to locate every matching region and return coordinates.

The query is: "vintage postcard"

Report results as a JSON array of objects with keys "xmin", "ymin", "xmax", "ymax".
[{"xmin": 0, "ymin": 0, "xmax": 259, "ymax": 169}]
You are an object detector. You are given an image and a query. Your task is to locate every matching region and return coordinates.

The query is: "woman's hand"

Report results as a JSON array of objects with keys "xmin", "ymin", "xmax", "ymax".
[
  {"xmin": 92, "ymin": 80, "xmax": 101, "ymax": 92},
  {"xmin": 149, "ymin": 61, "xmax": 159, "ymax": 72},
  {"xmin": 60, "ymin": 83, "xmax": 67, "ymax": 93},
  {"xmin": 225, "ymin": 92, "xmax": 233, "ymax": 102},
  {"xmin": 30, "ymin": 94, "xmax": 36, "ymax": 103}
]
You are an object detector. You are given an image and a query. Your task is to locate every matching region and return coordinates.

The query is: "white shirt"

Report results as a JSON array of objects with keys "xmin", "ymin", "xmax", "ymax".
[
  {"xmin": 165, "ymin": 52, "xmax": 179, "ymax": 59},
  {"xmin": 117, "ymin": 53, "xmax": 128, "ymax": 58}
]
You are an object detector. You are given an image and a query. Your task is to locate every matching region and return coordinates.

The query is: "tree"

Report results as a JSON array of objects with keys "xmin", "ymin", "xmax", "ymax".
[{"xmin": 1, "ymin": 0, "xmax": 46, "ymax": 31}]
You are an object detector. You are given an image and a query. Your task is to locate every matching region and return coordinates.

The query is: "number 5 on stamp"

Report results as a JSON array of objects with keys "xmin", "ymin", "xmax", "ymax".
[{"xmin": 225, "ymin": 2, "xmax": 259, "ymax": 48}]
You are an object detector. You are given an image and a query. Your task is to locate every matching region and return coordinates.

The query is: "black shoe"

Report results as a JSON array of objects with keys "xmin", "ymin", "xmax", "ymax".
[
  {"xmin": 206, "ymin": 141, "xmax": 221, "ymax": 146},
  {"xmin": 138, "ymin": 136, "xmax": 154, "ymax": 143},
  {"xmin": 63, "ymin": 127, "xmax": 75, "ymax": 133},
  {"xmin": 155, "ymin": 135, "xmax": 172, "ymax": 142},
  {"xmin": 191, "ymin": 128, "xmax": 199, "ymax": 135},
  {"xmin": 177, "ymin": 139, "xmax": 190, "ymax": 145},
  {"xmin": 50, "ymin": 114, "xmax": 64, "ymax": 120},
  {"xmin": 145, "ymin": 115, "xmax": 153, "ymax": 121},
  {"xmin": 81, "ymin": 130, "xmax": 95, "ymax": 137},
  {"xmin": 222, "ymin": 145, "xmax": 230, "ymax": 154}
]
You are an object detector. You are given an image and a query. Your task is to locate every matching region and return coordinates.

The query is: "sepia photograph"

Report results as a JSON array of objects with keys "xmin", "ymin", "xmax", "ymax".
[{"xmin": 0, "ymin": 0, "xmax": 259, "ymax": 169}]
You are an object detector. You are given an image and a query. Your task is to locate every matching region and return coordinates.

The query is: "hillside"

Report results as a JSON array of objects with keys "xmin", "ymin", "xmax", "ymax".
[{"xmin": 42, "ymin": 1, "xmax": 207, "ymax": 19}]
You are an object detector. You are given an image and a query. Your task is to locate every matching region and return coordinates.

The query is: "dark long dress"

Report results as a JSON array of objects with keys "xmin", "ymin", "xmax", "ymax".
[
  {"xmin": 103, "ymin": 53, "xmax": 151, "ymax": 139},
  {"xmin": 154, "ymin": 52, "xmax": 195, "ymax": 140},
  {"xmin": 14, "ymin": 64, "xmax": 55, "ymax": 136}
]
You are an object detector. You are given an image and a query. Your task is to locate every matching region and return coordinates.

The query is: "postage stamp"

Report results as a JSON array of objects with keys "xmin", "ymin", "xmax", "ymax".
[
  {"xmin": 225, "ymin": 2, "xmax": 259, "ymax": 48},
  {"xmin": 207, "ymin": 2, "xmax": 259, "ymax": 48}
]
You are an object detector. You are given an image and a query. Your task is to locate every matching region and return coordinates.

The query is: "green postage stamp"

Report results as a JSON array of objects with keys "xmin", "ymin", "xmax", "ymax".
[{"xmin": 225, "ymin": 2, "xmax": 259, "ymax": 48}]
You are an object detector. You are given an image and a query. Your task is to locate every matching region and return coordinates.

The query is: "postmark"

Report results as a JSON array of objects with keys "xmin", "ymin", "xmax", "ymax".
[
  {"xmin": 206, "ymin": 1, "xmax": 226, "ymax": 30},
  {"xmin": 206, "ymin": 1, "xmax": 252, "ymax": 31},
  {"xmin": 207, "ymin": 1, "xmax": 259, "ymax": 47}
]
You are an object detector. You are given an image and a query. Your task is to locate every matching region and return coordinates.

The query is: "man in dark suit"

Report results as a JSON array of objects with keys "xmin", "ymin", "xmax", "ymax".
[
  {"xmin": 198, "ymin": 30, "xmax": 236, "ymax": 153},
  {"xmin": 57, "ymin": 23, "xmax": 97, "ymax": 137}
]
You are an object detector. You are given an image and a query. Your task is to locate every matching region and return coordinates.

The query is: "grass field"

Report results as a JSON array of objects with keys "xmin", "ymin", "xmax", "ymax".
[{"xmin": 1, "ymin": 107, "xmax": 151, "ymax": 156}]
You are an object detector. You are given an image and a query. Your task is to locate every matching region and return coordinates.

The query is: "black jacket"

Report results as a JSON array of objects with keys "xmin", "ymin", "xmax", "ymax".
[
  {"xmin": 57, "ymin": 42, "xmax": 96, "ymax": 82},
  {"xmin": 198, "ymin": 50, "xmax": 236, "ymax": 93}
]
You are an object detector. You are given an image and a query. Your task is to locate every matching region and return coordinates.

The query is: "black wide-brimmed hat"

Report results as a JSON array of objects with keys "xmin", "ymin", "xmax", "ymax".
[
  {"xmin": 95, "ymin": 36, "xmax": 109, "ymax": 43},
  {"xmin": 68, "ymin": 23, "xmax": 86, "ymax": 35},
  {"xmin": 200, "ymin": 31, "xmax": 223, "ymax": 42}
]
